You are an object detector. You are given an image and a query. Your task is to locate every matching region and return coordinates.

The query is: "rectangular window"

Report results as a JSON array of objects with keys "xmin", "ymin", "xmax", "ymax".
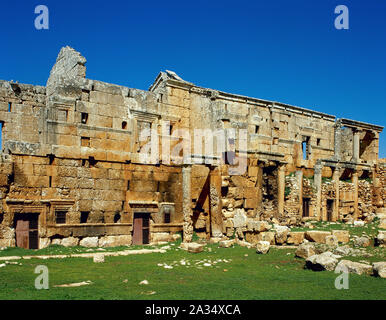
[
  {"xmin": 49, "ymin": 176, "xmax": 52, "ymax": 187},
  {"xmin": 55, "ymin": 211, "xmax": 67, "ymax": 224},
  {"xmin": 317, "ymin": 138, "xmax": 321, "ymax": 146},
  {"xmin": 8, "ymin": 102, "xmax": 12, "ymax": 112},
  {"xmin": 164, "ymin": 212, "xmax": 171, "ymax": 224},
  {"xmin": 0, "ymin": 214, "xmax": 3, "ymax": 224},
  {"xmin": 255, "ymin": 125, "xmax": 260, "ymax": 134},
  {"xmin": 81, "ymin": 136, "xmax": 90, "ymax": 147},
  {"xmin": 127, "ymin": 180, "xmax": 130, "ymax": 190},
  {"xmin": 80, "ymin": 211, "xmax": 89, "ymax": 224},
  {"xmin": 81, "ymin": 112, "xmax": 88, "ymax": 124},
  {"xmin": 302, "ymin": 136, "xmax": 310, "ymax": 160}
]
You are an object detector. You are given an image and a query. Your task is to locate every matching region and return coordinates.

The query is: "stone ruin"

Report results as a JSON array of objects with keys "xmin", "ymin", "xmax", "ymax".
[{"xmin": 0, "ymin": 46, "xmax": 384, "ymax": 249}]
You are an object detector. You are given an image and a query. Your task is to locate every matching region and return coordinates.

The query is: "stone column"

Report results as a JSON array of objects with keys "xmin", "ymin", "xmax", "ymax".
[
  {"xmin": 256, "ymin": 163, "xmax": 264, "ymax": 215},
  {"xmin": 314, "ymin": 164, "xmax": 323, "ymax": 221},
  {"xmin": 182, "ymin": 165, "xmax": 193, "ymax": 242},
  {"xmin": 332, "ymin": 167, "xmax": 341, "ymax": 221},
  {"xmin": 334, "ymin": 121, "xmax": 342, "ymax": 161},
  {"xmin": 209, "ymin": 166, "xmax": 223, "ymax": 237},
  {"xmin": 352, "ymin": 170, "xmax": 359, "ymax": 219},
  {"xmin": 296, "ymin": 170, "xmax": 304, "ymax": 217},
  {"xmin": 277, "ymin": 164, "xmax": 286, "ymax": 218},
  {"xmin": 352, "ymin": 129, "xmax": 361, "ymax": 163}
]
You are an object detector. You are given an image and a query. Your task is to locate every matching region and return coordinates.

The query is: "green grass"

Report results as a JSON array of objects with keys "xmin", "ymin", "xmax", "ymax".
[
  {"xmin": 0, "ymin": 243, "xmax": 384, "ymax": 300},
  {"xmin": 0, "ymin": 244, "xmax": 161, "ymax": 258},
  {"xmin": 291, "ymin": 220, "xmax": 382, "ymax": 238}
]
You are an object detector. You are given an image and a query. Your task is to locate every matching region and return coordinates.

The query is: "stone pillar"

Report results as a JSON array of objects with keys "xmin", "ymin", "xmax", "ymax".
[
  {"xmin": 332, "ymin": 167, "xmax": 341, "ymax": 221},
  {"xmin": 182, "ymin": 165, "xmax": 193, "ymax": 242},
  {"xmin": 334, "ymin": 121, "xmax": 342, "ymax": 161},
  {"xmin": 296, "ymin": 170, "xmax": 304, "ymax": 217},
  {"xmin": 257, "ymin": 163, "xmax": 264, "ymax": 215},
  {"xmin": 277, "ymin": 164, "xmax": 286, "ymax": 218},
  {"xmin": 352, "ymin": 170, "xmax": 359, "ymax": 219},
  {"xmin": 314, "ymin": 164, "xmax": 323, "ymax": 221},
  {"xmin": 352, "ymin": 129, "xmax": 361, "ymax": 163},
  {"xmin": 209, "ymin": 166, "xmax": 223, "ymax": 237}
]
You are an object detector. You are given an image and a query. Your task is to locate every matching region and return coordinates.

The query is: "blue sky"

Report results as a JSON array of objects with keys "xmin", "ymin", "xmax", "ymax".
[{"xmin": 1, "ymin": 0, "xmax": 385, "ymax": 157}]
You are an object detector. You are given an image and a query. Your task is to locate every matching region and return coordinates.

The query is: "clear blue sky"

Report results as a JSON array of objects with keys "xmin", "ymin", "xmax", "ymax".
[{"xmin": 1, "ymin": 0, "xmax": 385, "ymax": 157}]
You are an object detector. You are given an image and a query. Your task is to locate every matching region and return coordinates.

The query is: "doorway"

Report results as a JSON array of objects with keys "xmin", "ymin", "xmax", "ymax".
[
  {"xmin": 302, "ymin": 198, "xmax": 310, "ymax": 217},
  {"xmin": 132, "ymin": 212, "xmax": 150, "ymax": 245},
  {"xmin": 14, "ymin": 213, "xmax": 39, "ymax": 249},
  {"xmin": 327, "ymin": 199, "xmax": 334, "ymax": 221}
]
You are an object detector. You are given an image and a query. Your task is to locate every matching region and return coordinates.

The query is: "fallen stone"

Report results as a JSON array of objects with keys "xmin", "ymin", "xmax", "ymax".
[
  {"xmin": 372, "ymin": 262, "xmax": 386, "ymax": 278},
  {"xmin": 353, "ymin": 236, "xmax": 371, "ymax": 247},
  {"xmin": 275, "ymin": 229, "xmax": 289, "ymax": 245},
  {"xmin": 236, "ymin": 239, "xmax": 253, "ymax": 249},
  {"xmin": 261, "ymin": 232, "xmax": 276, "ymax": 245},
  {"xmin": 187, "ymin": 242, "xmax": 204, "ymax": 253},
  {"xmin": 93, "ymin": 254, "xmax": 104, "ymax": 263},
  {"xmin": 256, "ymin": 241, "xmax": 270, "ymax": 254},
  {"xmin": 353, "ymin": 220, "xmax": 365, "ymax": 227},
  {"xmin": 335, "ymin": 260, "xmax": 373, "ymax": 275},
  {"xmin": 139, "ymin": 280, "xmax": 149, "ymax": 285},
  {"xmin": 325, "ymin": 235, "xmax": 338, "ymax": 246},
  {"xmin": 287, "ymin": 232, "xmax": 305, "ymax": 245},
  {"xmin": 209, "ymin": 237, "xmax": 222, "ymax": 244},
  {"xmin": 55, "ymin": 281, "xmax": 92, "ymax": 288},
  {"xmin": 295, "ymin": 243, "xmax": 316, "ymax": 259},
  {"xmin": 305, "ymin": 252, "xmax": 339, "ymax": 271},
  {"xmin": 375, "ymin": 231, "xmax": 386, "ymax": 247},
  {"xmin": 333, "ymin": 245, "xmax": 352, "ymax": 256},
  {"xmin": 331, "ymin": 230, "xmax": 350, "ymax": 243},
  {"xmin": 305, "ymin": 231, "xmax": 331, "ymax": 243},
  {"xmin": 219, "ymin": 239, "xmax": 235, "ymax": 248}
]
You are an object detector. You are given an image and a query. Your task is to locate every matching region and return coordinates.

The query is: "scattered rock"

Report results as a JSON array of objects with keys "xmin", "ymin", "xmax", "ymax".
[
  {"xmin": 219, "ymin": 239, "xmax": 235, "ymax": 248},
  {"xmin": 334, "ymin": 245, "xmax": 352, "ymax": 256},
  {"xmin": 353, "ymin": 236, "xmax": 371, "ymax": 247},
  {"xmin": 256, "ymin": 241, "xmax": 270, "ymax": 254},
  {"xmin": 353, "ymin": 220, "xmax": 365, "ymax": 227},
  {"xmin": 55, "ymin": 280, "xmax": 92, "ymax": 288},
  {"xmin": 331, "ymin": 230, "xmax": 350, "ymax": 243},
  {"xmin": 186, "ymin": 242, "xmax": 204, "ymax": 253},
  {"xmin": 325, "ymin": 235, "xmax": 338, "ymax": 246},
  {"xmin": 275, "ymin": 226, "xmax": 289, "ymax": 245},
  {"xmin": 335, "ymin": 260, "xmax": 373, "ymax": 275},
  {"xmin": 139, "ymin": 280, "xmax": 149, "ymax": 285},
  {"xmin": 372, "ymin": 262, "xmax": 386, "ymax": 278},
  {"xmin": 287, "ymin": 232, "xmax": 305, "ymax": 245},
  {"xmin": 305, "ymin": 252, "xmax": 339, "ymax": 271},
  {"xmin": 295, "ymin": 243, "xmax": 316, "ymax": 259},
  {"xmin": 375, "ymin": 231, "xmax": 386, "ymax": 247},
  {"xmin": 236, "ymin": 239, "xmax": 253, "ymax": 248},
  {"xmin": 93, "ymin": 254, "xmax": 104, "ymax": 263},
  {"xmin": 305, "ymin": 231, "xmax": 331, "ymax": 244}
]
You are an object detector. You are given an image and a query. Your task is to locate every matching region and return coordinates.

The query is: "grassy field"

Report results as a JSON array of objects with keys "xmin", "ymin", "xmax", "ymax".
[{"xmin": 0, "ymin": 242, "xmax": 385, "ymax": 300}]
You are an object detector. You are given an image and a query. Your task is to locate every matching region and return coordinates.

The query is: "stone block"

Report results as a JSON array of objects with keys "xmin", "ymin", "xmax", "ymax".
[
  {"xmin": 305, "ymin": 231, "xmax": 331, "ymax": 244},
  {"xmin": 331, "ymin": 230, "xmax": 350, "ymax": 243}
]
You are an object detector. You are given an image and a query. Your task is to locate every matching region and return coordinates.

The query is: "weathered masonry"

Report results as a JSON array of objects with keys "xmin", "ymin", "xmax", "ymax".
[{"xmin": 0, "ymin": 47, "xmax": 384, "ymax": 249}]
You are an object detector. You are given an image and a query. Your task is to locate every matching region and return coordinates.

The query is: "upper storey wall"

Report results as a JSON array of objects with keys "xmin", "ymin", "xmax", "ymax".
[{"xmin": 0, "ymin": 81, "xmax": 46, "ymax": 155}]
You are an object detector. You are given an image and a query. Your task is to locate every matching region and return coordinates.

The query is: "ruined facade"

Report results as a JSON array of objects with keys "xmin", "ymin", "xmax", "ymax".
[{"xmin": 0, "ymin": 47, "xmax": 384, "ymax": 249}]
